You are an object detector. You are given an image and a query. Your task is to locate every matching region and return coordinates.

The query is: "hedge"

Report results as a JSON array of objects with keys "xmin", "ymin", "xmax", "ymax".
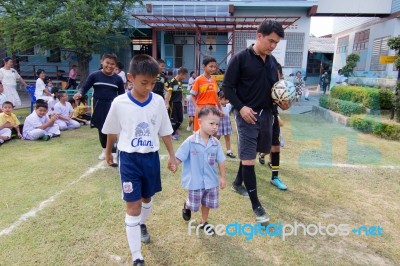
[
  {"xmin": 330, "ymin": 86, "xmax": 394, "ymax": 110},
  {"xmin": 349, "ymin": 115, "xmax": 400, "ymax": 140},
  {"xmin": 319, "ymin": 95, "xmax": 366, "ymax": 116}
]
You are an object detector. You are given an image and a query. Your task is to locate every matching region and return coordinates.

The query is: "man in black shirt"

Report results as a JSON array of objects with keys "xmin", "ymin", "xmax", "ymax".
[
  {"xmin": 153, "ymin": 59, "xmax": 168, "ymax": 98},
  {"xmin": 221, "ymin": 20, "xmax": 286, "ymax": 223}
]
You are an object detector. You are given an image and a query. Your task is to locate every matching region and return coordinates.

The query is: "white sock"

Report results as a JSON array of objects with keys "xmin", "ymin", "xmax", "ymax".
[
  {"xmin": 227, "ymin": 150, "xmax": 232, "ymax": 154},
  {"xmin": 125, "ymin": 214, "xmax": 143, "ymax": 261},
  {"xmin": 140, "ymin": 198, "xmax": 153, "ymax": 225}
]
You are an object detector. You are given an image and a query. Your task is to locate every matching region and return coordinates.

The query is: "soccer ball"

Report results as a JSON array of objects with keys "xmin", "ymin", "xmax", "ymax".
[{"xmin": 271, "ymin": 80, "xmax": 296, "ymax": 108}]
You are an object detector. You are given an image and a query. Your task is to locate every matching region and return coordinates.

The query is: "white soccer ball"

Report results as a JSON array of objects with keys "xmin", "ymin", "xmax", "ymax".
[{"xmin": 271, "ymin": 80, "xmax": 296, "ymax": 108}]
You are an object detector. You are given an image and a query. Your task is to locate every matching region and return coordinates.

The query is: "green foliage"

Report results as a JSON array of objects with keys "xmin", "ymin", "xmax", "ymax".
[
  {"xmin": 0, "ymin": 0, "xmax": 140, "ymax": 81},
  {"xmin": 319, "ymin": 95, "xmax": 366, "ymax": 116},
  {"xmin": 342, "ymin": 53, "xmax": 360, "ymax": 77},
  {"xmin": 349, "ymin": 115, "xmax": 400, "ymax": 140},
  {"xmin": 330, "ymin": 86, "xmax": 394, "ymax": 110}
]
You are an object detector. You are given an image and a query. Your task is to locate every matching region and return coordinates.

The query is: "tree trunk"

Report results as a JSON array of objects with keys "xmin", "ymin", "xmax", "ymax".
[{"xmin": 77, "ymin": 54, "xmax": 91, "ymax": 89}]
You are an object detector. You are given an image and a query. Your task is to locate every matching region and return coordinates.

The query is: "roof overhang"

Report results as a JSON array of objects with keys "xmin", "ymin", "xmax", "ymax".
[{"xmin": 132, "ymin": 15, "xmax": 301, "ymax": 32}]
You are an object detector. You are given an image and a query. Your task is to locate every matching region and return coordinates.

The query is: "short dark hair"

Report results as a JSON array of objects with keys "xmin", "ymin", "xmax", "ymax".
[
  {"xmin": 203, "ymin": 56, "xmax": 216, "ymax": 66},
  {"xmin": 198, "ymin": 106, "xmax": 220, "ymax": 119},
  {"xmin": 190, "ymin": 71, "xmax": 195, "ymax": 76},
  {"xmin": 157, "ymin": 58, "xmax": 165, "ymax": 64},
  {"xmin": 3, "ymin": 57, "xmax": 12, "ymax": 63},
  {"xmin": 36, "ymin": 69, "xmax": 45, "ymax": 76},
  {"xmin": 57, "ymin": 91, "xmax": 67, "ymax": 100},
  {"xmin": 257, "ymin": 20, "xmax": 284, "ymax": 38},
  {"xmin": 35, "ymin": 99, "xmax": 48, "ymax": 110},
  {"xmin": 101, "ymin": 53, "xmax": 118, "ymax": 63},
  {"xmin": 117, "ymin": 62, "xmax": 124, "ymax": 70},
  {"xmin": 277, "ymin": 63, "xmax": 283, "ymax": 77},
  {"xmin": 177, "ymin": 67, "xmax": 188, "ymax": 75},
  {"xmin": 129, "ymin": 54, "xmax": 160, "ymax": 77},
  {"xmin": 2, "ymin": 101, "xmax": 14, "ymax": 108}
]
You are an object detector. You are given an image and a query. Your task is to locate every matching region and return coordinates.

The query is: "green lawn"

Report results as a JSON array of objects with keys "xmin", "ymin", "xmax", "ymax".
[{"xmin": 0, "ymin": 112, "xmax": 399, "ymax": 265}]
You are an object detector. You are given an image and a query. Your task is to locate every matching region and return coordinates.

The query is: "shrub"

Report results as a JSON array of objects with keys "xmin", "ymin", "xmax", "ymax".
[
  {"xmin": 330, "ymin": 86, "xmax": 394, "ymax": 110},
  {"xmin": 319, "ymin": 96, "xmax": 366, "ymax": 116},
  {"xmin": 349, "ymin": 115, "xmax": 400, "ymax": 140}
]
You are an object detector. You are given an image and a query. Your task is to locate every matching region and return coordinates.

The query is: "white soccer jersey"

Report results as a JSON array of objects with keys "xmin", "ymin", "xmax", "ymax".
[{"xmin": 102, "ymin": 92, "xmax": 173, "ymax": 153}]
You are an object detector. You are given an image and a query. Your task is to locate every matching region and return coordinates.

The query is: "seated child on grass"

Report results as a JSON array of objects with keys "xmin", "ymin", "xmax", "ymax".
[
  {"xmin": 23, "ymin": 99, "xmax": 61, "ymax": 141},
  {"xmin": 0, "ymin": 101, "xmax": 22, "ymax": 138},
  {"xmin": 53, "ymin": 92, "xmax": 80, "ymax": 130},
  {"xmin": 68, "ymin": 98, "xmax": 90, "ymax": 125}
]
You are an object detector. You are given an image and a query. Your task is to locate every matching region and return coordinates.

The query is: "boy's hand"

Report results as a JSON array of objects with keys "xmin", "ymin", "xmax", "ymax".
[
  {"xmin": 50, "ymin": 114, "xmax": 59, "ymax": 121},
  {"xmin": 167, "ymin": 156, "xmax": 177, "ymax": 173},
  {"xmin": 17, "ymin": 133, "xmax": 23, "ymax": 139},
  {"xmin": 105, "ymin": 152, "xmax": 113, "ymax": 165},
  {"xmin": 219, "ymin": 110, "xmax": 225, "ymax": 117},
  {"xmin": 219, "ymin": 176, "xmax": 226, "ymax": 189}
]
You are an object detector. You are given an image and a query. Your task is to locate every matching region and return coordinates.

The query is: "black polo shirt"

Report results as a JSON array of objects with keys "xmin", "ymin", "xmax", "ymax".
[{"xmin": 221, "ymin": 45, "xmax": 279, "ymax": 111}]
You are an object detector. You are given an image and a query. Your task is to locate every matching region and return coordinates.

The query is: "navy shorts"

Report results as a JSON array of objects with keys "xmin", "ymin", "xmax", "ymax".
[
  {"xmin": 119, "ymin": 151, "xmax": 161, "ymax": 202},
  {"xmin": 272, "ymin": 113, "xmax": 280, "ymax": 146},
  {"xmin": 234, "ymin": 109, "xmax": 273, "ymax": 160}
]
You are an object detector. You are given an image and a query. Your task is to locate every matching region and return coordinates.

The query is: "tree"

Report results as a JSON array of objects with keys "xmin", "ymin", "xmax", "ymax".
[
  {"xmin": 341, "ymin": 53, "xmax": 360, "ymax": 77},
  {"xmin": 388, "ymin": 36, "xmax": 400, "ymax": 122},
  {"xmin": 0, "ymin": 0, "xmax": 139, "ymax": 84}
]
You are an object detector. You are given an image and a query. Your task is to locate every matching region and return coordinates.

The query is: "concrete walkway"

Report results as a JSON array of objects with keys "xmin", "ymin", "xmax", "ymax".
[{"xmin": 281, "ymin": 86, "xmax": 321, "ymax": 115}]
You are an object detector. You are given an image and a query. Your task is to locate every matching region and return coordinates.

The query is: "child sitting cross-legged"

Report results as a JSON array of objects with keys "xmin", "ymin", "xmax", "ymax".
[
  {"xmin": 175, "ymin": 106, "xmax": 226, "ymax": 234},
  {"xmin": 23, "ymin": 99, "xmax": 61, "ymax": 141},
  {"xmin": 53, "ymin": 92, "xmax": 80, "ymax": 130}
]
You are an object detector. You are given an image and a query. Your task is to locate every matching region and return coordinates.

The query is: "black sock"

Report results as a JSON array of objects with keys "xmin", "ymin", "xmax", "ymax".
[
  {"xmin": 271, "ymin": 152, "xmax": 280, "ymax": 179},
  {"xmin": 242, "ymin": 165, "xmax": 261, "ymax": 210},
  {"xmin": 233, "ymin": 162, "xmax": 243, "ymax": 186}
]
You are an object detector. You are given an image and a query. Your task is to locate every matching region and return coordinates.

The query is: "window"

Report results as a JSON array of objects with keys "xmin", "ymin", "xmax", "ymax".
[
  {"xmin": 47, "ymin": 48, "xmax": 61, "ymax": 63},
  {"xmin": 353, "ymin": 29, "xmax": 369, "ymax": 71},
  {"xmin": 284, "ymin": 32, "xmax": 304, "ymax": 67},
  {"xmin": 370, "ymin": 36, "xmax": 389, "ymax": 71},
  {"xmin": 336, "ymin": 35, "xmax": 349, "ymax": 54}
]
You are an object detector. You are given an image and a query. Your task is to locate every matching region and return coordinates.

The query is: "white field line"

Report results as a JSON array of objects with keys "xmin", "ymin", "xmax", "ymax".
[{"xmin": 0, "ymin": 162, "xmax": 106, "ymax": 238}]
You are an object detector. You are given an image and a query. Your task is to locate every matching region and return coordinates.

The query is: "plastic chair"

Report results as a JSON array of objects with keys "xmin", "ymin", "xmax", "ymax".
[{"xmin": 26, "ymin": 85, "xmax": 36, "ymax": 113}]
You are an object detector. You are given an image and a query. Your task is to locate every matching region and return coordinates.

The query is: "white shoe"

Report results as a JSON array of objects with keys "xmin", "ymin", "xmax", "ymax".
[
  {"xmin": 112, "ymin": 153, "xmax": 118, "ymax": 164},
  {"xmin": 186, "ymin": 126, "xmax": 192, "ymax": 132},
  {"xmin": 98, "ymin": 149, "xmax": 106, "ymax": 160}
]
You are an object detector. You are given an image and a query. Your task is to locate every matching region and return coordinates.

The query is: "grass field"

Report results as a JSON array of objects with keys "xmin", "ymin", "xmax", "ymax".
[{"xmin": 1, "ymin": 109, "xmax": 399, "ymax": 265}]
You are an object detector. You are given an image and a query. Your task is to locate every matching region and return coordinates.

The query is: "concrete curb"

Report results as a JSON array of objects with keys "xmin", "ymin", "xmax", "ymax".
[{"xmin": 312, "ymin": 105, "xmax": 350, "ymax": 126}]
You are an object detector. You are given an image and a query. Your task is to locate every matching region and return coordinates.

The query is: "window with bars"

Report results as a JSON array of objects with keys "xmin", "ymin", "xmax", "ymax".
[
  {"xmin": 370, "ymin": 36, "xmax": 389, "ymax": 71},
  {"xmin": 336, "ymin": 35, "xmax": 349, "ymax": 54},
  {"xmin": 284, "ymin": 32, "xmax": 304, "ymax": 67},
  {"xmin": 353, "ymin": 30, "xmax": 369, "ymax": 71}
]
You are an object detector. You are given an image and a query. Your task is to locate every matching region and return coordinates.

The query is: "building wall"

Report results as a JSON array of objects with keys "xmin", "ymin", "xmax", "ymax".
[{"xmin": 332, "ymin": 18, "xmax": 399, "ymax": 81}]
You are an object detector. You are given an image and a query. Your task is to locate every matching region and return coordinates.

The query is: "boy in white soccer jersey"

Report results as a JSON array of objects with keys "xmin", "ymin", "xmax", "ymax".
[{"xmin": 102, "ymin": 54, "xmax": 177, "ymax": 266}]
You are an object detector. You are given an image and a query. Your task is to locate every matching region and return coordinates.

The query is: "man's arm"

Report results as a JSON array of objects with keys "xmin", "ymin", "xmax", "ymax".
[{"xmin": 220, "ymin": 54, "xmax": 243, "ymax": 111}]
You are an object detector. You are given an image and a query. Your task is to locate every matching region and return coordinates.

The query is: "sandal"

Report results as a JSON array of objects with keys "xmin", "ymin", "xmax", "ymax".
[{"xmin": 182, "ymin": 202, "xmax": 191, "ymax": 221}]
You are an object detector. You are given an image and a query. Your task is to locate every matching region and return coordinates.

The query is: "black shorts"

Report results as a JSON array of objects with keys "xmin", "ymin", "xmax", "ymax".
[
  {"xmin": 234, "ymin": 109, "xmax": 272, "ymax": 160},
  {"xmin": 169, "ymin": 101, "xmax": 184, "ymax": 125},
  {"xmin": 271, "ymin": 113, "xmax": 280, "ymax": 146}
]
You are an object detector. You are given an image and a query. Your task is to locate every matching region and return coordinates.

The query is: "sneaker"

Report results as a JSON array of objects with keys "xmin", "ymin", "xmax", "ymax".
[
  {"xmin": 182, "ymin": 202, "xmax": 191, "ymax": 221},
  {"xmin": 98, "ymin": 149, "xmax": 106, "ymax": 160},
  {"xmin": 200, "ymin": 221, "xmax": 215, "ymax": 235},
  {"xmin": 226, "ymin": 152, "xmax": 236, "ymax": 158},
  {"xmin": 270, "ymin": 177, "xmax": 288, "ymax": 190},
  {"xmin": 186, "ymin": 126, "xmax": 192, "ymax": 132},
  {"xmin": 84, "ymin": 121, "xmax": 90, "ymax": 125},
  {"xmin": 140, "ymin": 224, "xmax": 150, "ymax": 244},
  {"xmin": 42, "ymin": 135, "xmax": 51, "ymax": 141},
  {"xmin": 258, "ymin": 154, "xmax": 265, "ymax": 165},
  {"xmin": 253, "ymin": 206, "xmax": 270, "ymax": 223},
  {"xmin": 111, "ymin": 153, "xmax": 118, "ymax": 167},
  {"xmin": 133, "ymin": 259, "xmax": 145, "ymax": 266},
  {"xmin": 172, "ymin": 135, "xmax": 179, "ymax": 141},
  {"xmin": 231, "ymin": 183, "xmax": 249, "ymax": 197}
]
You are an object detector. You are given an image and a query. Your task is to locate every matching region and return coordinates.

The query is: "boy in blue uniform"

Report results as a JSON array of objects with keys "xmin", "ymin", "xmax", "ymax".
[
  {"xmin": 102, "ymin": 54, "xmax": 177, "ymax": 266},
  {"xmin": 175, "ymin": 106, "xmax": 226, "ymax": 233}
]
